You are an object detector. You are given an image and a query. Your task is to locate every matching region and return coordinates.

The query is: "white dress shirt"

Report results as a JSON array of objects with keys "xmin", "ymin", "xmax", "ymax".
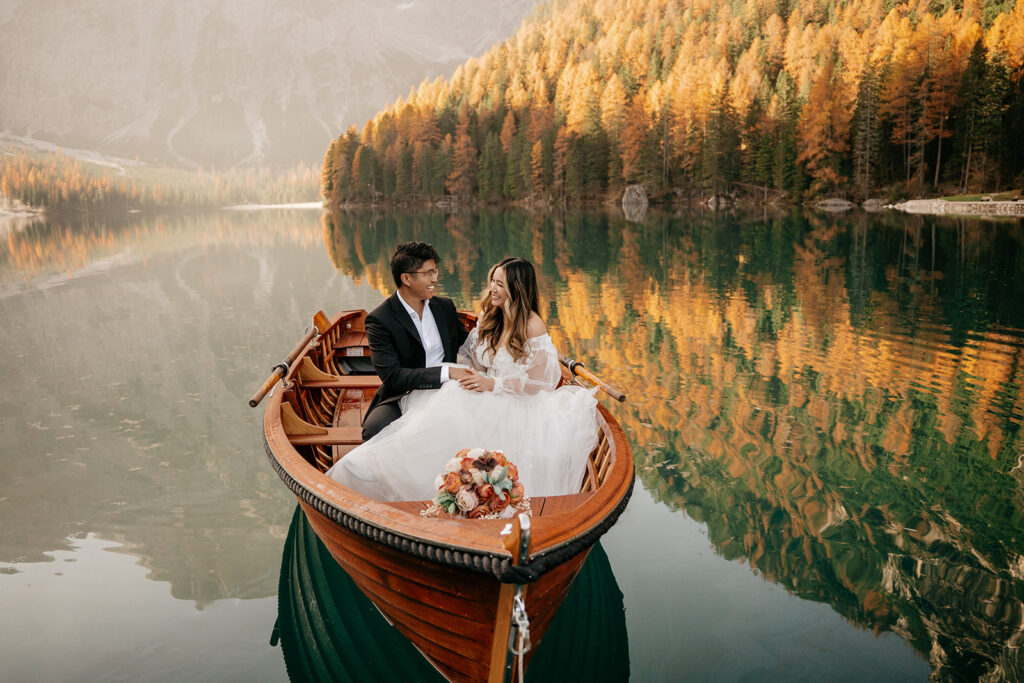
[{"xmin": 396, "ymin": 293, "xmax": 450, "ymax": 384}]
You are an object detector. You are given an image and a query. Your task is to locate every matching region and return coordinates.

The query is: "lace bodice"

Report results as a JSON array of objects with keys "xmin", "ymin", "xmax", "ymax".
[{"xmin": 456, "ymin": 328, "xmax": 561, "ymax": 395}]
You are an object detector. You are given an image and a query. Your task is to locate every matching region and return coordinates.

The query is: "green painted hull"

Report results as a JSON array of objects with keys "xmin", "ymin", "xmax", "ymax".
[{"xmin": 275, "ymin": 505, "xmax": 629, "ymax": 682}]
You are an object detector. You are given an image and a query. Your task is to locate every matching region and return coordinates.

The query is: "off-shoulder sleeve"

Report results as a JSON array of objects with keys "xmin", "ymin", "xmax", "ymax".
[
  {"xmin": 492, "ymin": 336, "xmax": 561, "ymax": 396},
  {"xmin": 457, "ymin": 328, "xmax": 486, "ymax": 371}
]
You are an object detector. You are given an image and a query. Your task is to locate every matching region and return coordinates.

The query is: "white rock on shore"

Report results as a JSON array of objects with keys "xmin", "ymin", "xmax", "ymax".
[
  {"xmin": 888, "ymin": 199, "xmax": 1024, "ymax": 217},
  {"xmin": 0, "ymin": 194, "xmax": 43, "ymax": 219}
]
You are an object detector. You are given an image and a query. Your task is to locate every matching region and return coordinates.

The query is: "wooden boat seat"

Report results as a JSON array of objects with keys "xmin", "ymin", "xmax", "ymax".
[
  {"xmin": 287, "ymin": 426, "xmax": 363, "ymax": 446},
  {"xmin": 280, "ymin": 402, "xmax": 362, "ymax": 446},
  {"xmin": 300, "ymin": 376, "xmax": 382, "ymax": 390},
  {"xmin": 296, "ymin": 357, "xmax": 381, "ymax": 389}
]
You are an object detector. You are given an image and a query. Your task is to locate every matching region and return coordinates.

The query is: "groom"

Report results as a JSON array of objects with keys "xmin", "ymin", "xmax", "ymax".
[{"xmin": 361, "ymin": 241, "xmax": 470, "ymax": 440}]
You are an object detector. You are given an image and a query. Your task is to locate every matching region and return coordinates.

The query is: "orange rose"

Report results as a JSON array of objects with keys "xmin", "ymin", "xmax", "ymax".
[
  {"xmin": 477, "ymin": 483, "xmax": 494, "ymax": 500},
  {"xmin": 506, "ymin": 463, "xmax": 519, "ymax": 481},
  {"xmin": 461, "ymin": 457, "xmax": 475, "ymax": 469},
  {"xmin": 491, "ymin": 451, "xmax": 507, "ymax": 466},
  {"xmin": 509, "ymin": 482, "xmax": 525, "ymax": 503},
  {"xmin": 467, "ymin": 505, "xmax": 491, "ymax": 519},
  {"xmin": 456, "ymin": 448, "xmax": 471, "ymax": 458},
  {"xmin": 444, "ymin": 472, "xmax": 462, "ymax": 494},
  {"xmin": 491, "ymin": 491, "xmax": 509, "ymax": 511}
]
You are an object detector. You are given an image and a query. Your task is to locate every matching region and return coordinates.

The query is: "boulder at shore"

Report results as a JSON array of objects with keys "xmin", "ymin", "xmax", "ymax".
[
  {"xmin": 622, "ymin": 184, "xmax": 648, "ymax": 222},
  {"xmin": 706, "ymin": 194, "xmax": 734, "ymax": 210},
  {"xmin": 815, "ymin": 198, "xmax": 854, "ymax": 212}
]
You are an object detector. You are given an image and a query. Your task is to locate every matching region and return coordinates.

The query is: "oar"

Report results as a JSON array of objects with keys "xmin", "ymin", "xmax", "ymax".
[
  {"xmin": 248, "ymin": 313, "xmax": 329, "ymax": 408},
  {"xmin": 559, "ymin": 355, "xmax": 626, "ymax": 403}
]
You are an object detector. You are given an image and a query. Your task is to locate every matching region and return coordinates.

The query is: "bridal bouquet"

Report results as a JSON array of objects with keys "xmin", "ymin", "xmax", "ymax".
[{"xmin": 423, "ymin": 448, "xmax": 530, "ymax": 519}]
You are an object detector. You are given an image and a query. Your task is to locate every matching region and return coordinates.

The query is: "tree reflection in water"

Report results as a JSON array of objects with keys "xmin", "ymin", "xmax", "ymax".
[{"xmin": 323, "ymin": 208, "xmax": 1024, "ymax": 680}]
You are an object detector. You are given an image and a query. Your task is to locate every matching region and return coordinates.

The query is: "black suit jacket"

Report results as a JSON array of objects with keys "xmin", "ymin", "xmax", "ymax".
[{"xmin": 364, "ymin": 292, "xmax": 469, "ymax": 418}]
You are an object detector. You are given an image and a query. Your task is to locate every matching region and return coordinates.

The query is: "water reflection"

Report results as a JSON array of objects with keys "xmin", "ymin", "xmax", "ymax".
[
  {"xmin": 275, "ymin": 505, "xmax": 629, "ymax": 682},
  {"xmin": 322, "ymin": 208, "xmax": 1024, "ymax": 679},
  {"xmin": 2, "ymin": 205, "xmax": 1021, "ymax": 678},
  {"xmin": 0, "ymin": 210, "xmax": 333, "ymax": 300},
  {"xmin": 0, "ymin": 209, "xmax": 376, "ymax": 606}
]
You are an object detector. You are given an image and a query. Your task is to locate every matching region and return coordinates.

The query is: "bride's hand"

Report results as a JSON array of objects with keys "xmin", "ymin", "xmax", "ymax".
[{"xmin": 458, "ymin": 369, "xmax": 494, "ymax": 392}]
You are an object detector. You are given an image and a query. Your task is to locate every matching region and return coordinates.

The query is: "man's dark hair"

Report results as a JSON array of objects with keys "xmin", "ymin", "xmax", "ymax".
[{"xmin": 390, "ymin": 241, "xmax": 440, "ymax": 288}]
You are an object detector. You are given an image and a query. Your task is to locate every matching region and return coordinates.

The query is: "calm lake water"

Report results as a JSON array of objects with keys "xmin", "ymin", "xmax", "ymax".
[{"xmin": 2, "ymin": 206, "xmax": 1022, "ymax": 681}]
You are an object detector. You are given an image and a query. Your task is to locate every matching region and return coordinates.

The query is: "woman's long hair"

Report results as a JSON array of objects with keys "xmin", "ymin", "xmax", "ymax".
[{"xmin": 476, "ymin": 257, "xmax": 540, "ymax": 362}]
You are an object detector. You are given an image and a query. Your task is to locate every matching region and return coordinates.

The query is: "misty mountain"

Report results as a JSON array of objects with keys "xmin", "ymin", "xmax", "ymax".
[{"xmin": 0, "ymin": 0, "xmax": 534, "ymax": 169}]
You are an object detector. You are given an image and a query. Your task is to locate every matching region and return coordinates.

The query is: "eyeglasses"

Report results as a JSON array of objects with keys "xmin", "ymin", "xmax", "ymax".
[{"xmin": 406, "ymin": 268, "xmax": 439, "ymax": 277}]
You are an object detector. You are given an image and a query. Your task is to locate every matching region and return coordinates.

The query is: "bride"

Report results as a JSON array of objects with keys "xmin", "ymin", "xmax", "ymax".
[{"xmin": 325, "ymin": 257, "xmax": 598, "ymax": 502}]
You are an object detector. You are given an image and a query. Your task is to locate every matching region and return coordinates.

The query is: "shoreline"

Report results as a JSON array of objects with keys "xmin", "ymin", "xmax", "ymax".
[
  {"xmin": 5, "ymin": 195, "xmax": 1023, "ymax": 221},
  {"xmin": 324, "ymin": 196, "xmax": 1024, "ymax": 220},
  {"xmin": 885, "ymin": 199, "xmax": 1024, "ymax": 218},
  {"xmin": 0, "ymin": 198, "xmax": 44, "ymax": 234},
  {"xmin": 222, "ymin": 201, "xmax": 324, "ymax": 211},
  {"xmin": 0, "ymin": 197, "xmax": 45, "ymax": 220}
]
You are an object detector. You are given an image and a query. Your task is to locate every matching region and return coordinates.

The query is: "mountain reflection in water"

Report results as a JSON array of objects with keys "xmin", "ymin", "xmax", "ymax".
[
  {"xmin": 275, "ymin": 505, "xmax": 629, "ymax": 682},
  {"xmin": 323, "ymin": 208, "xmax": 1024, "ymax": 680}
]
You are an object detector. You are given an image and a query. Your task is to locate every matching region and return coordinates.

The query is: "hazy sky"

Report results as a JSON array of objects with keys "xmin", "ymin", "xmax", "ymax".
[{"xmin": 0, "ymin": 0, "xmax": 535, "ymax": 168}]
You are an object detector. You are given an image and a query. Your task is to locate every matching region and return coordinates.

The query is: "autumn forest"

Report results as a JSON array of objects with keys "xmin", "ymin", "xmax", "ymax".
[
  {"xmin": 321, "ymin": 0, "xmax": 1024, "ymax": 206},
  {"xmin": 0, "ymin": 151, "xmax": 318, "ymax": 213}
]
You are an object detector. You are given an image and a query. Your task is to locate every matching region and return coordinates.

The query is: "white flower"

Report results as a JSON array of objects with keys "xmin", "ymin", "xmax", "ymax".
[
  {"xmin": 467, "ymin": 447, "xmax": 485, "ymax": 459},
  {"xmin": 470, "ymin": 468, "xmax": 486, "ymax": 486},
  {"xmin": 498, "ymin": 506, "xmax": 516, "ymax": 519},
  {"xmin": 443, "ymin": 458, "xmax": 461, "ymax": 474},
  {"xmin": 434, "ymin": 474, "xmax": 445, "ymax": 490},
  {"xmin": 455, "ymin": 488, "xmax": 479, "ymax": 513}
]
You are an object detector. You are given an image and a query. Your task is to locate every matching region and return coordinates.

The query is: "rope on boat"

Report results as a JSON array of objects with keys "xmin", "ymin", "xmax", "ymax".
[
  {"xmin": 511, "ymin": 592, "xmax": 531, "ymax": 683},
  {"xmin": 263, "ymin": 431, "xmax": 635, "ymax": 583},
  {"xmin": 504, "ymin": 513, "xmax": 533, "ymax": 683}
]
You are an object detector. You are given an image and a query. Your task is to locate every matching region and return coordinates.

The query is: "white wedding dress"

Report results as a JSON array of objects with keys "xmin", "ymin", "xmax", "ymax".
[{"xmin": 324, "ymin": 329, "xmax": 599, "ymax": 501}]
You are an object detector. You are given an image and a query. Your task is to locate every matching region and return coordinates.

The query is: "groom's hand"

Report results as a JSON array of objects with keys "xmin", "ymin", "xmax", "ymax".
[{"xmin": 459, "ymin": 369, "xmax": 495, "ymax": 392}]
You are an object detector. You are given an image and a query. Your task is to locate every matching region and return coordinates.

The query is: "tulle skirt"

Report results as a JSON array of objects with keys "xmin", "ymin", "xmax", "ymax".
[{"xmin": 325, "ymin": 381, "xmax": 599, "ymax": 501}]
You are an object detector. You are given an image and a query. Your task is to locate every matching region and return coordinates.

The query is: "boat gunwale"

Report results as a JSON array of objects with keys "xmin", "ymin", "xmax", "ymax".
[{"xmin": 262, "ymin": 311, "xmax": 635, "ymax": 582}]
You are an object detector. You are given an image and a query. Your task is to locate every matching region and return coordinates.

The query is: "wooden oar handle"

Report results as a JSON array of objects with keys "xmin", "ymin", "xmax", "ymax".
[
  {"xmin": 559, "ymin": 356, "xmax": 627, "ymax": 403},
  {"xmin": 249, "ymin": 323, "xmax": 321, "ymax": 408},
  {"xmin": 248, "ymin": 366, "xmax": 286, "ymax": 408}
]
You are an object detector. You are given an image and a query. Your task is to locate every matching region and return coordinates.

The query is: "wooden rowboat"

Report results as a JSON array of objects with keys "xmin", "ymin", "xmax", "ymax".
[
  {"xmin": 274, "ymin": 504, "xmax": 630, "ymax": 681},
  {"xmin": 254, "ymin": 309, "xmax": 634, "ymax": 682}
]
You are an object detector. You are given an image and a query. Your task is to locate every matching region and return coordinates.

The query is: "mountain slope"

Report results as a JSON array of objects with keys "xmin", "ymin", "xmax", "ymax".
[
  {"xmin": 0, "ymin": 0, "xmax": 534, "ymax": 168},
  {"xmin": 321, "ymin": 0, "xmax": 1024, "ymax": 203}
]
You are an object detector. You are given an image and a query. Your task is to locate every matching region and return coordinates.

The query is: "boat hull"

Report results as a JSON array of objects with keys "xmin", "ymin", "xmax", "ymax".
[
  {"xmin": 299, "ymin": 499, "xmax": 588, "ymax": 682},
  {"xmin": 276, "ymin": 504, "xmax": 631, "ymax": 682}
]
